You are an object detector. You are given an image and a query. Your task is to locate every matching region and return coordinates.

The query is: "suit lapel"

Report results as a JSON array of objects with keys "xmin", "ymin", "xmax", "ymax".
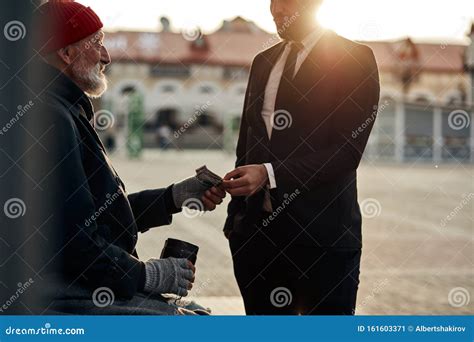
[
  {"xmin": 249, "ymin": 42, "xmax": 286, "ymax": 141},
  {"xmin": 292, "ymin": 30, "xmax": 331, "ymax": 91}
]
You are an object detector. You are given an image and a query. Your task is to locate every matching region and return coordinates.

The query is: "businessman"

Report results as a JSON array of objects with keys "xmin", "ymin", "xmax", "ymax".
[{"xmin": 223, "ymin": 0, "xmax": 380, "ymax": 315}]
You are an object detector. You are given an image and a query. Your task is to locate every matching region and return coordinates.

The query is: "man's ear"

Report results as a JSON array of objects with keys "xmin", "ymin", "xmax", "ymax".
[{"xmin": 56, "ymin": 45, "xmax": 77, "ymax": 66}]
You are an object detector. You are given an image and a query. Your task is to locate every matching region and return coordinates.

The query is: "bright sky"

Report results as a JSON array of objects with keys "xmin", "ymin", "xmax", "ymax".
[{"xmin": 81, "ymin": 0, "xmax": 474, "ymax": 44}]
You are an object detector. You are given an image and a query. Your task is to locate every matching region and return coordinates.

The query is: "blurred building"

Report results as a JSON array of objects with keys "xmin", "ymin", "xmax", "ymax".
[
  {"xmin": 467, "ymin": 23, "xmax": 474, "ymax": 111},
  {"xmin": 101, "ymin": 17, "xmax": 266, "ymax": 149},
  {"xmin": 100, "ymin": 17, "xmax": 473, "ymax": 162}
]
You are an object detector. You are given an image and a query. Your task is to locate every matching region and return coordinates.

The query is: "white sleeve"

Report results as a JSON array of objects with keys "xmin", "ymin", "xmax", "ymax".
[{"xmin": 263, "ymin": 163, "xmax": 277, "ymax": 189}]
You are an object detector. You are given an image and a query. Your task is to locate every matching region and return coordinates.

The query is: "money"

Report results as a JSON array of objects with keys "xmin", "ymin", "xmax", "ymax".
[{"xmin": 196, "ymin": 165, "xmax": 223, "ymax": 187}]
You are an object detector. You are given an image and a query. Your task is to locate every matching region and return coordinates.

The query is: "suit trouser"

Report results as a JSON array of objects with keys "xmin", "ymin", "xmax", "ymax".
[{"xmin": 228, "ymin": 215, "xmax": 362, "ymax": 315}]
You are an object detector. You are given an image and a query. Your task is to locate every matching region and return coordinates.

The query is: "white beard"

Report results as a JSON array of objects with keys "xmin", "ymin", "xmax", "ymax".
[{"xmin": 71, "ymin": 59, "xmax": 108, "ymax": 98}]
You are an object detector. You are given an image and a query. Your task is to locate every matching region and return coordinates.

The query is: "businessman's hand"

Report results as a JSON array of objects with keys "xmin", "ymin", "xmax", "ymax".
[
  {"xmin": 222, "ymin": 165, "xmax": 268, "ymax": 196},
  {"xmin": 201, "ymin": 186, "xmax": 226, "ymax": 211}
]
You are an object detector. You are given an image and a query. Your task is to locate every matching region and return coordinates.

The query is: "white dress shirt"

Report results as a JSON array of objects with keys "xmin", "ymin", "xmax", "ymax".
[{"xmin": 261, "ymin": 27, "xmax": 325, "ymax": 212}]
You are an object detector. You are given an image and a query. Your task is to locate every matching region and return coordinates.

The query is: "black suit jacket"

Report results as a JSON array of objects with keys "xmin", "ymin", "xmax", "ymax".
[{"xmin": 224, "ymin": 30, "xmax": 380, "ymax": 248}]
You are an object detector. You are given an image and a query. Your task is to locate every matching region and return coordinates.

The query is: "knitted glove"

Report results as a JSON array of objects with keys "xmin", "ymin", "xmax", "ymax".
[
  {"xmin": 172, "ymin": 176, "xmax": 211, "ymax": 209},
  {"xmin": 143, "ymin": 258, "xmax": 195, "ymax": 297}
]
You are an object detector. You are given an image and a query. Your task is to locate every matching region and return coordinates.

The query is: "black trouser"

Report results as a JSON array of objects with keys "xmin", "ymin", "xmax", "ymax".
[{"xmin": 229, "ymin": 216, "xmax": 361, "ymax": 315}]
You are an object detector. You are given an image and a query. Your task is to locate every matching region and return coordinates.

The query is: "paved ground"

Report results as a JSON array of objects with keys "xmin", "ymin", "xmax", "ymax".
[{"xmin": 110, "ymin": 150, "xmax": 473, "ymax": 315}]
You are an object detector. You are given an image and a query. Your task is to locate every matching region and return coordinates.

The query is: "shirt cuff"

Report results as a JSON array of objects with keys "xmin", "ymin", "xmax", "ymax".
[{"xmin": 263, "ymin": 163, "xmax": 277, "ymax": 189}]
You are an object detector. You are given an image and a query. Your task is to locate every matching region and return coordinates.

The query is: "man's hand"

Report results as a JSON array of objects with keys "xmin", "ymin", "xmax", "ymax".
[
  {"xmin": 173, "ymin": 177, "xmax": 226, "ymax": 211},
  {"xmin": 222, "ymin": 165, "xmax": 269, "ymax": 196},
  {"xmin": 201, "ymin": 186, "xmax": 226, "ymax": 211},
  {"xmin": 143, "ymin": 258, "xmax": 196, "ymax": 297}
]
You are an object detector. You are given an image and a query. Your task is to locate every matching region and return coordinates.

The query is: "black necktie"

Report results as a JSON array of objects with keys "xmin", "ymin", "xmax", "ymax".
[
  {"xmin": 275, "ymin": 41, "xmax": 303, "ymax": 110},
  {"xmin": 282, "ymin": 41, "xmax": 303, "ymax": 81}
]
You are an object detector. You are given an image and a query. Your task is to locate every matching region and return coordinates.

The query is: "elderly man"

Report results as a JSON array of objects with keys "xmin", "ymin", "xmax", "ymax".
[{"xmin": 26, "ymin": 0, "xmax": 225, "ymax": 314}]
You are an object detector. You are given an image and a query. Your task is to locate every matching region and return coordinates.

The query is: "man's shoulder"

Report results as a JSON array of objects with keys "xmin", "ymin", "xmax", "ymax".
[
  {"xmin": 252, "ymin": 41, "xmax": 285, "ymax": 63},
  {"xmin": 36, "ymin": 92, "xmax": 81, "ymax": 136},
  {"xmin": 325, "ymin": 31, "xmax": 375, "ymax": 65},
  {"xmin": 329, "ymin": 31, "xmax": 371, "ymax": 50},
  {"xmin": 260, "ymin": 41, "xmax": 285, "ymax": 55},
  {"xmin": 253, "ymin": 31, "xmax": 375, "ymax": 64}
]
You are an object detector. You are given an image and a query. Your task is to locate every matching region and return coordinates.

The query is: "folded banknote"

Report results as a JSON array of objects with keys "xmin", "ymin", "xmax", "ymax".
[{"xmin": 195, "ymin": 165, "xmax": 223, "ymax": 187}]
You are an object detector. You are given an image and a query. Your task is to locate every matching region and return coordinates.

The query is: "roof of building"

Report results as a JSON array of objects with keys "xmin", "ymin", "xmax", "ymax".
[
  {"xmin": 104, "ymin": 17, "xmax": 469, "ymax": 72},
  {"xmin": 367, "ymin": 40, "xmax": 466, "ymax": 72}
]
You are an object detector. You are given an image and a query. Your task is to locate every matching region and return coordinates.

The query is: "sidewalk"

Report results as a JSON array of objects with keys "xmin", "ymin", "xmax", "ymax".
[{"xmin": 111, "ymin": 150, "xmax": 474, "ymax": 315}]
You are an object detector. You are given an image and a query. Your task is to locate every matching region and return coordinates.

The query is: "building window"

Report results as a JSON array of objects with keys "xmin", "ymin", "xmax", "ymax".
[
  {"xmin": 120, "ymin": 85, "xmax": 137, "ymax": 95},
  {"xmin": 161, "ymin": 85, "xmax": 176, "ymax": 93},
  {"xmin": 199, "ymin": 85, "xmax": 214, "ymax": 94},
  {"xmin": 197, "ymin": 113, "xmax": 213, "ymax": 126},
  {"xmin": 150, "ymin": 65, "xmax": 190, "ymax": 78},
  {"xmin": 414, "ymin": 96, "xmax": 431, "ymax": 104},
  {"xmin": 446, "ymin": 95, "xmax": 462, "ymax": 107},
  {"xmin": 223, "ymin": 67, "xmax": 249, "ymax": 80}
]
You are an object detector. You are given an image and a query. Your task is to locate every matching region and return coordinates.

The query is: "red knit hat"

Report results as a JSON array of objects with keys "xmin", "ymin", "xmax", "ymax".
[{"xmin": 34, "ymin": 0, "xmax": 103, "ymax": 54}]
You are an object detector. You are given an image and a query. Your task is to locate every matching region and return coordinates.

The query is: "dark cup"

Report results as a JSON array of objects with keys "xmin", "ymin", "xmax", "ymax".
[{"xmin": 160, "ymin": 238, "xmax": 199, "ymax": 265}]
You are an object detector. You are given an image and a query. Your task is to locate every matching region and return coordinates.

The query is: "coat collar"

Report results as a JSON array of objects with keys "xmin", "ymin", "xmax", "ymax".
[
  {"xmin": 284, "ymin": 24, "xmax": 325, "ymax": 53},
  {"xmin": 248, "ymin": 43, "xmax": 286, "ymax": 142},
  {"xmin": 37, "ymin": 62, "xmax": 95, "ymax": 121}
]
